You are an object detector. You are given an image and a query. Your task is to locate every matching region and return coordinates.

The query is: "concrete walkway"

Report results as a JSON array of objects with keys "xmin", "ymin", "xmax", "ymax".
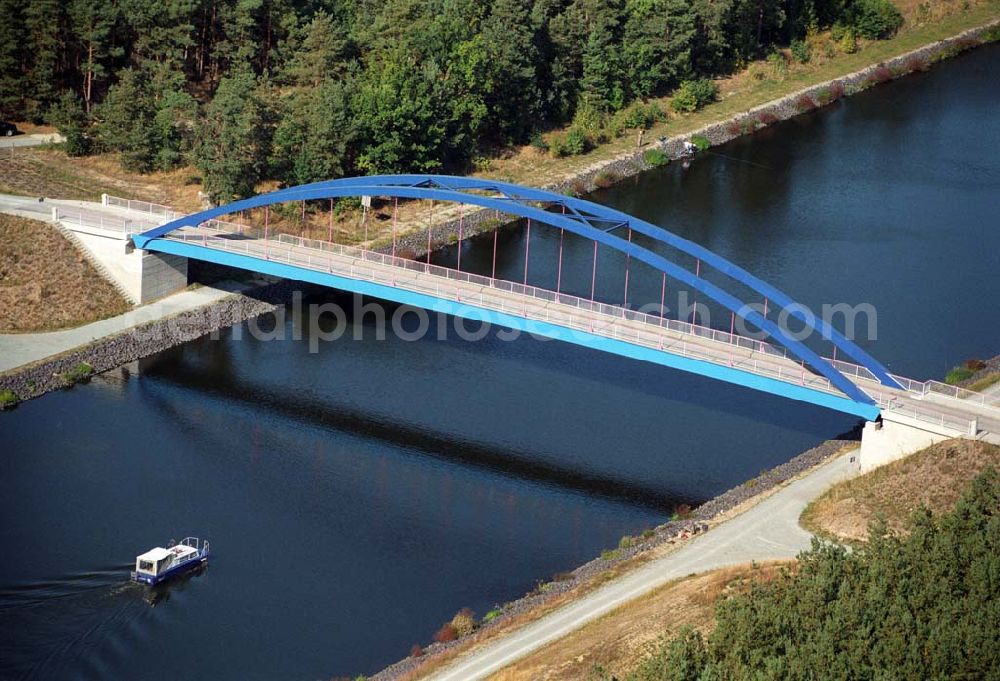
[
  {"xmin": 0, "ymin": 281, "xmax": 249, "ymax": 373},
  {"xmin": 428, "ymin": 452, "xmax": 853, "ymax": 681}
]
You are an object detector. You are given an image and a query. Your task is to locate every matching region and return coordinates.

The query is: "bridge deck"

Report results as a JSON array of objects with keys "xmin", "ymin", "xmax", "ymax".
[{"xmin": 149, "ymin": 223, "xmax": 998, "ymax": 434}]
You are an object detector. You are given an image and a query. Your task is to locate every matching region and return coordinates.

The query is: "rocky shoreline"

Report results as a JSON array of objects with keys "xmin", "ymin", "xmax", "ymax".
[
  {"xmin": 378, "ymin": 19, "xmax": 1000, "ymax": 260},
  {"xmin": 0, "ymin": 280, "xmax": 305, "ymax": 406},
  {"xmin": 370, "ymin": 435, "xmax": 858, "ymax": 681}
]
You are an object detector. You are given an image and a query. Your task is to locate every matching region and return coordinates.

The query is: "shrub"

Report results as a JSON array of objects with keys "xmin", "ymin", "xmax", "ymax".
[
  {"xmin": 641, "ymin": 528, "xmax": 656, "ymax": 539},
  {"xmin": 409, "ymin": 644, "xmax": 424, "ymax": 658},
  {"xmin": 432, "ymin": 623, "xmax": 458, "ymax": 644},
  {"xmin": 593, "ymin": 171, "xmax": 617, "ymax": 189},
  {"xmin": 840, "ymin": 29, "xmax": 858, "ymax": 53},
  {"xmin": 758, "ymin": 111, "xmax": 779, "ymax": 126},
  {"xmin": 529, "ymin": 132, "xmax": 549, "ymax": 152},
  {"xmin": 0, "ymin": 389, "xmax": 18, "ymax": 409},
  {"xmin": 965, "ymin": 358, "xmax": 988, "ymax": 371},
  {"xmin": 691, "ymin": 135, "xmax": 710, "ymax": 151},
  {"xmin": 726, "ymin": 121, "xmax": 742, "ymax": 136},
  {"xmin": 829, "ymin": 81, "xmax": 845, "ymax": 100},
  {"xmin": 472, "ymin": 156, "xmax": 492, "ymax": 172},
  {"xmin": 945, "ymin": 366, "xmax": 975, "ymax": 384},
  {"xmin": 483, "ymin": 608, "xmax": 502, "ymax": 623},
  {"xmin": 671, "ymin": 79, "xmax": 718, "ymax": 113},
  {"xmin": 849, "ymin": 0, "xmax": 904, "ymax": 39},
  {"xmin": 548, "ymin": 132, "xmax": 569, "ymax": 158},
  {"xmin": 906, "ymin": 55, "xmax": 929, "ymax": 72},
  {"xmin": 767, "ymin": 51, "xmax": 788, "ymax": 78},
  {"xmin": 601, "ymin": 548, "xmax": 621, "ymax": 561},
  {"xmin": 609, "ymin": 101, "xmax": 666, "ymax": 136},
  {"xmin": 791, "ymin": 39, "xmax": 812, "ymax": 63},
  {"xmin": 450, "ymin": 608, "xmax": 477, "ymax": 637},
  {"xmin": 643, "ymin": 148, "xmax": 670, "ymax": 167},
  {"xmin": 564, "ymin": 126, "xmax": 591, "ymax": 156},
  {"xmin": 61, "ymin": 362, "xmax": 93, "ymax": 384},
  {"xmin": 571, "ymin": 179, "xmax": 588, "ymax": 197},
  {"xmin": 619, "ymin": 535, "xmax": 635, "ymax": 550},
  {"xmin": 794, "ymin": 94, "xmax": 817, "ymax": 112},
  {"xmin": 873, "ymin": 65, "xmax": 893, "ymax": 82},
  {"xmin": 553, "ymin": 571, "xmax": 574, "ymax": 581}
]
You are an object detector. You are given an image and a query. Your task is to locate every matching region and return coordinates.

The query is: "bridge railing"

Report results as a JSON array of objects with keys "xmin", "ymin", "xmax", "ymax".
[
  {"xmin": 54, "ymin": 207, "xmax": 145, "ymax": 236},
  {"xmin": 270, "ymin": 231, "xmax": 796, "ymax": 362},
  {"xmin": 166, "ymin": 230, "xmax": 847, "ymax": 398}
]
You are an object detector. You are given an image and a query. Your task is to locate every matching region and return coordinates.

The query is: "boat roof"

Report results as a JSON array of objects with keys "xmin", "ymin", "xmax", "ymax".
[{"xmin": 137, "ymin": 547, "xmax": 172, "ymax": 561}]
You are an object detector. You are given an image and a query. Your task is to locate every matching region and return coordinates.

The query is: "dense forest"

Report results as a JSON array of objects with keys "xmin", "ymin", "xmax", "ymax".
[
  {"xmin": 0, "ymin": 0, "xmax": 903, "ymax": 201},
  {"xmin": 604, "ymin": 469, "xmax": 1000, "ymax": 681}
]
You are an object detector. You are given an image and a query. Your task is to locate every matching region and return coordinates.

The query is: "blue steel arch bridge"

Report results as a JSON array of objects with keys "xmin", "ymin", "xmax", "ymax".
[{"xmin": 130, "ymin": 175, "xmax": 995, "ymax": 431}]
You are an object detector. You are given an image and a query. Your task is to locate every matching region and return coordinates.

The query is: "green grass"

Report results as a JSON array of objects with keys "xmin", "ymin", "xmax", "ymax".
[
  {"xmin": 945, "ymin": 366, "xmax": 976, "ymax": 384},
  {"xmin": 61, "ymin": 361, "xmax": 94, "ymax": 385},
  {"xmin": 0, "ymin": 389, "xmax": 18, "ymax": 409}
]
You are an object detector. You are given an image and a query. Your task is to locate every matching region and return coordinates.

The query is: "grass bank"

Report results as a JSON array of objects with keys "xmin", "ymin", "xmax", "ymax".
[
  {"xmin": 0, "ymin": 214, "xmax": 131, "ymax": 332},
  {"xmin": 801, "ymin": 438, "xmax": 1000, "ymax": 543}
]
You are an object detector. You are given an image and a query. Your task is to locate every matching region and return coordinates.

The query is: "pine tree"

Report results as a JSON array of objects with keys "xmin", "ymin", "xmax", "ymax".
[
  {"xmin": 195, "ymin": 70, "xmax": 277, "ymax": 201},
  {"xmin": 68, "ymin": 0, "xmax": 121, "ymax": 112}
]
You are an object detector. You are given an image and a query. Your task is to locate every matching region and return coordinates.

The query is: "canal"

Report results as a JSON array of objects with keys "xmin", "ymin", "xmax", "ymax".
[{"xmin": 2, "ymin": 44, "xmax": 998, "ymax": 681}]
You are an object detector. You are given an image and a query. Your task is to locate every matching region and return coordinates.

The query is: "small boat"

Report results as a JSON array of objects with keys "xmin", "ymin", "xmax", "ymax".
[{"xmin": 131, "ymin": 537, "xmax": 210, "ymax": 585}]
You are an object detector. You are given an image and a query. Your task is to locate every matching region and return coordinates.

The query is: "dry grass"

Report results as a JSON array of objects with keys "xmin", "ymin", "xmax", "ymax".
[
  {"xmin": 801, "ymin": 439, "xmax": 1000, "ymax": 543},
  {"xmin": 0, "ymin": 214, "xmax": 131, "ymax": 332},
  {"xmin": 967, "ymin": 372, "xmax": 1000, "ymax": 392},
  {"xmin": 0, "ymin": 148, "xmax": 205, "ymax": 211},
  {"xmin": 487, "ymin": 562, "xmax": 791, "ymax": 681}
]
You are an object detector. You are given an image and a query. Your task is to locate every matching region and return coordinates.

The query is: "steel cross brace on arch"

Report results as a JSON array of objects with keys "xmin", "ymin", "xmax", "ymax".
[{"xmin": 134, "ymin": 175, "xmax": 897, "ymax": 406}]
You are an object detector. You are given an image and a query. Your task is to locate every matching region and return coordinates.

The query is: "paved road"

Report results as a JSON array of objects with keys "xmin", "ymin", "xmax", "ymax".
[
  {"xmin": 0, "ymin": 132, "xmax": 64, "ymax": 149},
  {"xmin": 0, "ymin": 282, "xmax": 252, "ymax": 373},
  {"xmin": 428, "ymin": 453, "xmax": 853, "ymax": 681}
]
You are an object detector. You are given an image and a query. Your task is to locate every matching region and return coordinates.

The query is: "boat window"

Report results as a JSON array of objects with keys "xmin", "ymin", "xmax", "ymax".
[{"xmin": 139, "ymin": 560, "xmax": 154, "ymax": 572}]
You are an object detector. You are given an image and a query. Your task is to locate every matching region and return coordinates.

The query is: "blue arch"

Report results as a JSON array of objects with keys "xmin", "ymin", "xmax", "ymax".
[{"xmin": 134, "ymin": 175, "xmax": 896, "ymax": 407}]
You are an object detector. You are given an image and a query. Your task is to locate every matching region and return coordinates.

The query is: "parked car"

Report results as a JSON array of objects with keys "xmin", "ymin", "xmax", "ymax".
[{"xmin": 0, "ymin": 121, "xmax": 18, "ymax": 136}]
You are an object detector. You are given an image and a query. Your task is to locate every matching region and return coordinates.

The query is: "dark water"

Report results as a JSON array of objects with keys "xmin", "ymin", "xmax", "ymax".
[{"xmin": 2, "ymin": 45, "xmax": 999, "ymax": 681}]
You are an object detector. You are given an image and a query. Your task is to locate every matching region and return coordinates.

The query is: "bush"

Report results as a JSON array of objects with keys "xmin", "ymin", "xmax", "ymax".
[
  {"xmin": 450, "ymin": 608, "xmax": 477, "ymax": 637},
  {"xmin": 482, "ymin": 608, "xmax": 502, "ymax": 623},
  {"xmin": 432, "ymin": 623, "xmax": 458, "ymax": 644},
  {"xmin": 791, "ymin": 39, "xmax": 812, "ymax": 63},
  {"xmin": 670, "ymin": 79, "xmax": 718, "ymax": 113},
  {"xmin": 840, "ymin": 29, "xmax": 858, "ymax": 53},
  {"xmin": 767, "ymin": 51, "xmax": 788, "ymax": 78},
  {"xmin": 409, "ymin": 644, "xmax": 423, "ymax": 657},
  {"xmin": 850, "ymin": 0, "xmax": 904, "ymax": 39},
  {"xmin": 548, "ymin": 132, "xmax": 569, "ymax": 158},
  {"xmin": 593, "ymin": 170, "xmax": 617, "ymax": 189},
  {"xmin": 618, "ymin": 535, "xmax": 635, "ymax": 550},
  {"xmin": 945, "ymin": 366, "xmax": 975, "ymax": 384},
  {"xmin": 529, "ymin": 132, "xmax": 549, "ymax": 152},
  {"xmin": 794, "ymin": 94, "xmax": 817, "ymax": 112},
  {"xmin": 829, "ymin": 81, "xmax": 846, "ymax": 100},
  {"xmin": 906, "ymin": 55, "xmax": 929, "ymax": 72},
  {"xmin": 691, "ymin": 135, "xmax": 710, "ymax": 151},
  {"xmin": 61, "ymin": 362, "xmax": 93, "ymax": 385},
  {"xmin": 609, "ymin": 101, "xmax": 666, "ymax": 136},
  {"xmin": 726, "ymin": 121, "xmax": 742, "ymax": 136},
  {"xmin": 601, "ymin": 548, "xmax": 621, "ymax": 561},
  {"xmin": 965, "ymin": 358, "xmax": 988, "ymax": 371},
  {"xmin": 0, "ymin": 389, "xmax": 18, "ymax": 409},
  {"xmin": 643, "ymin": 148, "xmax": 670, "ymax": 167},
  {"xmin": 873, "ymin": 64, "xmax": 893, "ymax": 82},
  {"xmin": 564, "ymin": 126, "xmax": 591, "ymax": 156},
  {"xmin": 758, "ymin": 111, "xmax": 779, "ymax": 126}
]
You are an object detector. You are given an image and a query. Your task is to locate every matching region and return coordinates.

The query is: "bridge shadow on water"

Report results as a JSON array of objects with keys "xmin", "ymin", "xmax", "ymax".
[{"xmin": 133, "ymin": 290, "xmax": 858, "ymax": 512}]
